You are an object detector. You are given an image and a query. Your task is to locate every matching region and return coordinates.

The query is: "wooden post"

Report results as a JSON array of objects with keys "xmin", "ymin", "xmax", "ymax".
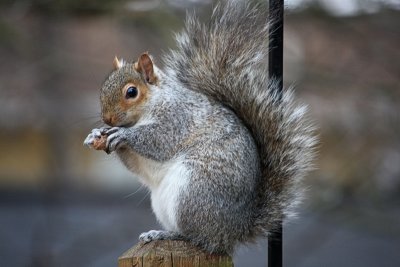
[{"xmin": 118, "ymin": 240, "xmax": 233, "ymax": 267}]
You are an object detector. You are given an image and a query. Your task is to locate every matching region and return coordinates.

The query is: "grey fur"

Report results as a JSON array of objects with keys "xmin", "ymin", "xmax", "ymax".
[
  {"xmin": 86, "ymin": 0, "xmax": 316, "ymax": 255},
  {"xmin": 164, "ymin": 0, "xmax": 317, "ymax": 237}
]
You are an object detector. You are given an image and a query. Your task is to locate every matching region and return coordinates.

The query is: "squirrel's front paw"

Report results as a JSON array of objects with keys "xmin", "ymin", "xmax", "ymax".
[
  {"xmin": 105, "ymin": 127, "xmax": 128, "ymax": 153},
  {"xmin": 84, "ymin": 127, "xmax": 111, "ymax": 152},
  {"xmin": 84, "ymin": 129, "xmax": 101, "ymax": 147}
]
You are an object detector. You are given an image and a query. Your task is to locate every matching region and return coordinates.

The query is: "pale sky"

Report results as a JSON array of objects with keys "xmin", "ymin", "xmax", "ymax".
[{"xmin": 286, "ymin": 0, "xmax": 400, "ymax": 16}]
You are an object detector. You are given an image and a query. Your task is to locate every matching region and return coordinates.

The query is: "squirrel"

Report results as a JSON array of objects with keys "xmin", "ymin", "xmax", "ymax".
[{"xmin": 84, "ymin": 0, "xmax": 316, "ymax": 255}]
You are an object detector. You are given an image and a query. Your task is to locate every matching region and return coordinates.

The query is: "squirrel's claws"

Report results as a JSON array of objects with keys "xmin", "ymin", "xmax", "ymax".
[
  {"xmin": 106, "ymin": 127, "xmax": 126, "ymax": 153},
  {"xmin": 105, "ymin": 127, "xmax": 120, "ymax": 135},
  {"xmin": 83, "ymin": 127, "xmax": 124, "ymax": 153},
  {"xmin": 99, "ymin": 127, "xmax": 111, "ymax": 135},
  {"xmin": 139, "ymin": 230, "xmax": 184, "ymax": 243}
]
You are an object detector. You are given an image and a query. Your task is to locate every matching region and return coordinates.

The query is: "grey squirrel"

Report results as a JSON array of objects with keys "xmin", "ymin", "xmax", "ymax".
[{"xmin": 84, "ymin": 0, "xmax": 316, "ymax": 255}]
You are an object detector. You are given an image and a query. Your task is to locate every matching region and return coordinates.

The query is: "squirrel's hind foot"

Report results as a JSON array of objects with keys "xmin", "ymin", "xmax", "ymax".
[{"xmin": 139, "ymin": 230, "xmax": 184, "ymax": 243}]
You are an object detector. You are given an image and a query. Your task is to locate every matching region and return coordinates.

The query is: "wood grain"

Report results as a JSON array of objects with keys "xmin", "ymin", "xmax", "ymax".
[{"xmin": 118, "ymin": 240, "xmax": 233, "ymax": 267}]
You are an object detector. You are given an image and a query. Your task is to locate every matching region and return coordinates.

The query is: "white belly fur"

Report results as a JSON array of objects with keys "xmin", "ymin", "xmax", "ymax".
[
  {"xmin": 118, "ymin": 149, "xmax": 189, "ymax": 232},
  {"xmin": 150, "ymin": 159, "xmax": 189, "ymax": 231}
]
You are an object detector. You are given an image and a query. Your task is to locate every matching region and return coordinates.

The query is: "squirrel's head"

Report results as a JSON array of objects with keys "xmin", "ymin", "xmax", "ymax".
[{"xmin": 100, "ymin": 52, "xmax": 159, "ymax": 127}]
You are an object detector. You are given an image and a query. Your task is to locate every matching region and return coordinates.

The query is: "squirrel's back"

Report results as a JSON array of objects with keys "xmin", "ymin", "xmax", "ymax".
[{"xmin": 164, "ymin": 0, "xmax": 317, "ymax": 236}]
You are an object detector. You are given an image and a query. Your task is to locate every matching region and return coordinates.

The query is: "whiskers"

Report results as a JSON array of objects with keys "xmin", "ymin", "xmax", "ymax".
[
  {"xmin": 137, "ymin": 190, "xmax": 151, "ymax": 206},
  {"xmin": 124, "ymin": 183, "xmax": 146, "ymax": 199},
  {"xmin": 123, "ymin": 184, "xmax": 151, "ymax": 206},
  {"xmin": 69, "ymin": 113, "xmax": 103, "ymax": 129}
]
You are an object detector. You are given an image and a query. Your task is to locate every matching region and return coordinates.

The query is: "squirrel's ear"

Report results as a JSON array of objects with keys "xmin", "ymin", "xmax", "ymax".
[
  {"xmin": 135, "ymin": 52, "xmax": 157, "ymax": 84},
  {"xmin": 113, "ymin": 56, "xmax": 123, "ymax": 70}
]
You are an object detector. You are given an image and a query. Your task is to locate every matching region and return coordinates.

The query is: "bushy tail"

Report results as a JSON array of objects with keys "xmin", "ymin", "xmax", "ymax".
[{"xmin": 164, "ymin": 0, "xmax": 316, "ymax": 236}]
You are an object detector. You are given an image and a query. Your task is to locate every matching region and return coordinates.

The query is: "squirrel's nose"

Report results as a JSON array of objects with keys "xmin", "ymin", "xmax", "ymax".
[
  {"xmin": 103, "ymin": 115, "xmax": 115, "ymax": 126},
  {"xmin": 104, "ymin": 117, "xmax": 112, "ymax": 125}
]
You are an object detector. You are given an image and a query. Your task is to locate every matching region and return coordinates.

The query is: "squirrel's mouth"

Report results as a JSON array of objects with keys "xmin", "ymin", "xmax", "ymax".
[
  {"xmin": 102, "ymin": 114, "xmax": 136, "ymax": 128},
  {"xmin": 102, "ymin": 120, "xmax": 134, "ymax": 128},
  {"xmin": 120, "ymin": 122, "xmax": 135, "ymax": 128}
]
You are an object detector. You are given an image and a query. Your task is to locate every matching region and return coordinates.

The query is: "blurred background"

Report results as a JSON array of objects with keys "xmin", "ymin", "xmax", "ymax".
[{"xmin": 0, "ymin": 0, "xmax": 399, "ymax": 266}]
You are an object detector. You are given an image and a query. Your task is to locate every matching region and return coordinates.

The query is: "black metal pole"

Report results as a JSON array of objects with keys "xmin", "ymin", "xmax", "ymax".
[
  {"xmin": 268, "ymin": 0, "xmax": 284, "ymax": 266},
  {"xmin": 268, "ymin": 0, "xmax": 284, "ymax": 98},
  {"xmin": 268, "ymin": 222, "xmax": 283, "ymax": 267}
]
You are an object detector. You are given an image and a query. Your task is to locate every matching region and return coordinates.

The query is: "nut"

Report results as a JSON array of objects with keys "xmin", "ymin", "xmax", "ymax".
[{"xmin": 92, "ymin": 133, "xmax": 108, "ymax": 151}]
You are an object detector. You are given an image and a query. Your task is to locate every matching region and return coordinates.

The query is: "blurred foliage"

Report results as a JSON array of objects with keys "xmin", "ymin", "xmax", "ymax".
[
  {"xmin": 0, "ymin": 0, "xmax": 128, "ymax": 15},
  {"xmin": 0, "ymin": 0, "xmax": 398, "ymax": 205},
  {"xmin": 0, "ymin": 19, "xmax": 19, "ymax": 49},
  {"xmin": 118, "ymin": 9, "xmax": 183, "ymax": 48}
]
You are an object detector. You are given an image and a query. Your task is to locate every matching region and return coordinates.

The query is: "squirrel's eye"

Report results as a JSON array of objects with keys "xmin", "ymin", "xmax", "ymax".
[{"xmin": 125, "ymin": 86, "xmax": 138, "ymax": 99}]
